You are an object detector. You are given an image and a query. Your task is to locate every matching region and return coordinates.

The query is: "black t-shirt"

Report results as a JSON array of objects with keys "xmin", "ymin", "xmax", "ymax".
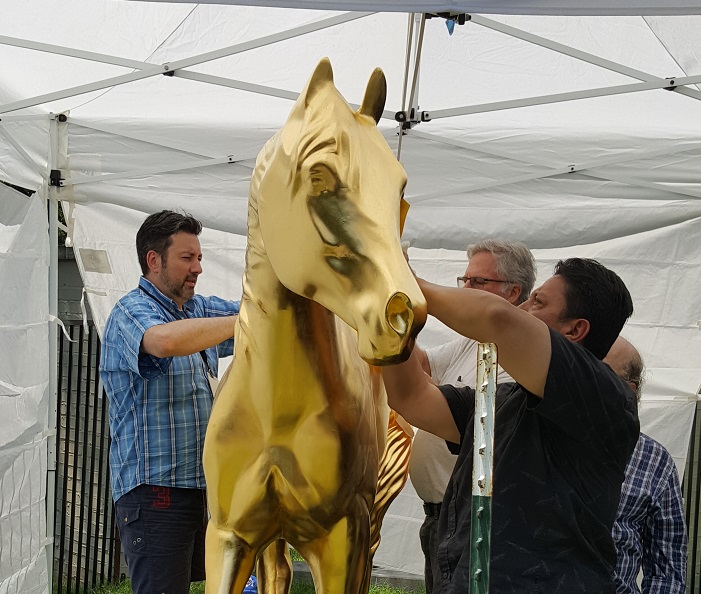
[{"xmin": 435, "ymin": 329, "xmax": 639, "ymax": 594}]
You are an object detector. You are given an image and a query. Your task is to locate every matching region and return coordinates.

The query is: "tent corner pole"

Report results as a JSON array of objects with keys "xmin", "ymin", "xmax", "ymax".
[{"xmin": 46, "ymin": 113, "xmax": 61, "ymax": 594}]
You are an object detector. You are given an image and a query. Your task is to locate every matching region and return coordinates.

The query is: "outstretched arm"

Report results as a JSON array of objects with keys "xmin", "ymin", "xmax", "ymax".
[
  {"xmin": 381, "ymin": 346, "xmax": 460, "ymax": 443},
  {"xmin": 142, "ymin": 315, "xmax": 237, "ymax": 358},
  {"xmin": 417, "ymin": 278, "xmax": 552, "ymax": 397}
]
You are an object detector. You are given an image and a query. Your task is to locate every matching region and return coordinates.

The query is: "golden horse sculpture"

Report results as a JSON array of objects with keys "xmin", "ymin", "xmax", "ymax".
[{"xmin": 203, "ymin": 58, "xmax": 427, "ymax": 594}]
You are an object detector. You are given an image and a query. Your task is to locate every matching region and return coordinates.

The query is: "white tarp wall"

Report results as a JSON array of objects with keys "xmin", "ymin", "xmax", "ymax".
[{"xmin": 0, "ymin": 184, "xmax": 50, "ymax": 594}]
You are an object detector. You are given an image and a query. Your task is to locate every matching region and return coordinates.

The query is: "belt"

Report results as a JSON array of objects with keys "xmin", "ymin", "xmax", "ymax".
[{"xmin": 423, "ymin": 501, "xmax": 442, "ymax": 518}]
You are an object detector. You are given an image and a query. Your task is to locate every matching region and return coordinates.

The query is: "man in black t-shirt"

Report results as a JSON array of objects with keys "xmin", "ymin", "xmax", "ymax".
[{"xmin": 382, "ymin": 258, "xmax": 638, "ymax": 594}]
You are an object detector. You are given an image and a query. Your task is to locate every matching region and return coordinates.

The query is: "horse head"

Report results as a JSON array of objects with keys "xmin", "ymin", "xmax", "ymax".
[{"xmin": 256, "ymin": 58, "xmax": 426, "ymax": 365}]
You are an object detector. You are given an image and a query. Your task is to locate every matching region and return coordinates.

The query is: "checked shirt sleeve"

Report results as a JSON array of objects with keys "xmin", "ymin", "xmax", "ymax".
[
  {"xmin": 196, "ymin": 295, "xmax": 240, "ymax": 358},
  {"xmin": 111, "ymin": 295, "xmax": 175, "ymax": 379},
  {"xmin": 641, "ymin": 443, "xmax": 687, "ymax": 594}
]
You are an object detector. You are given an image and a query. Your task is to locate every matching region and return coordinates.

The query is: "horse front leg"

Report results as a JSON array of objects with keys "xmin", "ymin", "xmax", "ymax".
[
  {"xmin": 205, "ymin": 522, "xmax": 257, "ymax": 594},
  {"xmin": 256, "ymin": 539, "xmax": 292, "ymax": 594},
  {"xmin": 298, "ymin": 496, "xmax": 371, "ymax": 594}
]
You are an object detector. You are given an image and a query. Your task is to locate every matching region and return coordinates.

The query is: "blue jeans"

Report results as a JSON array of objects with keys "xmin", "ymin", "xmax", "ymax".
[{"xmin": 115, "ymin": 485, "xmax": 207, "ymax": 594}]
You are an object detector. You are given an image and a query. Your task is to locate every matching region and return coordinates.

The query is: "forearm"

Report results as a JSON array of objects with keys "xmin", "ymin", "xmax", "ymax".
[
  {"xmin": 381, "ymin": 347, "xmax": 459, "ymax": 443},
  {"xmin": 142, "ymin": 315, "xmax": 237, "ymax": 357},
  {"xmin": 418, "ymin": 278, "xmax": 509, "ymax": 343},
  {"xmin": 382, "ymin": 347, "xmax": 430, "ymax": 414},
  {"xmin": 417, "ymin": 277, "xmax": 551, "ymax": 397}
]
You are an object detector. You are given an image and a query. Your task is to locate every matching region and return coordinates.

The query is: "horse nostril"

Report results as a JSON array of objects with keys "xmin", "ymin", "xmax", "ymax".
[{"xmin": 386, "ymin": 292, "xmax": 413, "ymax": 337}]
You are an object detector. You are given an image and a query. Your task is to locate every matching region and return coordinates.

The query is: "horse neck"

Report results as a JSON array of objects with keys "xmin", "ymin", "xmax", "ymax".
[
  {"xmin": 241, "ymin": 137, "xmax": 333, "ymax": 333},
  {"xmin": 240, "ymin": 142, "xmax": 377, "ymax": 431}
]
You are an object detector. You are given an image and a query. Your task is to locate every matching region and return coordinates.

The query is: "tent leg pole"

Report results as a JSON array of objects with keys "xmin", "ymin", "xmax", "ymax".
[{"xmin": 46, "ymin": 114, "xmax": 60, "ymax": 594}]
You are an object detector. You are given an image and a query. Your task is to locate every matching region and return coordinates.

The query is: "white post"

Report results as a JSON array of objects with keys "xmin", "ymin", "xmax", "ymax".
[{"xmin": 46, "ymin": 113, "xmax": 60, "ymax": 592}]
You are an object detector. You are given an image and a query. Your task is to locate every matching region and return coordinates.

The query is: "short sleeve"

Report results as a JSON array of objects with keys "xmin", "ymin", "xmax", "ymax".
[
  {"xmin": 535, "ymin": 329, "xmax": 639, "ymax": 449},
  {"xmin": 439, "ymin": 383, "xmax": 476, "ymax": 452},
  {"xmin": 111, "ymin": 298, "xmax": 173, "ymax": 379}
]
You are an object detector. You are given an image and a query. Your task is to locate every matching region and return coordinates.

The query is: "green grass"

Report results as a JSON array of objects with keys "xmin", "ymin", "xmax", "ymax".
[
  {"xmin": 86, "ymin": 581, "xmax": 205, "ymax": 594},
  {"xmin": 82, "ymin": 549, "xmax": 420, "ymax": 594},
  {"xmin": 85, "ymin": 579, "xmax": 419, "ymax": 594},
  {"xmin": 289, "ymin": 548, "xmax": 304, "ymax": 562}
]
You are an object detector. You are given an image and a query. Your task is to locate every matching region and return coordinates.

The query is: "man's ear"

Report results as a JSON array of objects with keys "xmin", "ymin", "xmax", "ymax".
[
  {"xmin": 507, "ymin": 285, "xmax": 522, "ymax": 305},
  {"xmin": 565, "ymin": 318, "xmax": 590, "ymax": 343},
  {"xmin": 146, "ymin": 250, "xmax": 161, "ymax": 275}
]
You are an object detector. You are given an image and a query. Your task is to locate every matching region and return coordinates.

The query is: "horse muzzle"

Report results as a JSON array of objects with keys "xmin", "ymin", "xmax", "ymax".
[{"xmin": 357, "ymin": 290, "xmax": 427, "ymax": 365}]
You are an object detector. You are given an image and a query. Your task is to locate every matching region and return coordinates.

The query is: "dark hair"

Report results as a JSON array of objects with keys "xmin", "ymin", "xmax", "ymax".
[
  {"xmin": 136, "ymin": 210, "xmax": 202, "ymax": 275},
  {"xmin": 554, "ymin": 258, "xmax": 633, "ymax": 360}
]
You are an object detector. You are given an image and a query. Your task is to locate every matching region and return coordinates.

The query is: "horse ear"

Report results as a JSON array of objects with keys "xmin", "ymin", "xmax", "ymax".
[
  {"xmin": 281, "ymin": 58, "xmax": 333, "ymax": 156},
  {"xmin": 304, "ymin": 57, "xmax": 334, "ymax": 107},
  {"xmin": 359, "ymin": 68, "xmax": 386, "ymax": 124}
]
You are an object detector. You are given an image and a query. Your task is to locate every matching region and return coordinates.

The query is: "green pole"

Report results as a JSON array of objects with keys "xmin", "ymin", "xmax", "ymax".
[{"xmin": 468, "ymin": 343, "xmax": 497, "ymax": 594}]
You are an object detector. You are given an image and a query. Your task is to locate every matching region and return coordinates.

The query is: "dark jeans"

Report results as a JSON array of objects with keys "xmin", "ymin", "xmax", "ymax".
[
  {"xmin": 115, "ymin": 485, "xmax": 207, "ymax": 594},
  {"xmin": 420, "ymin": 503, "xmax": 441, "ymax": 594}
]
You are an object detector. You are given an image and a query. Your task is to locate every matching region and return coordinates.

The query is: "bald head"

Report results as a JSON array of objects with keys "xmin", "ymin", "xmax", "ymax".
[{"xmin": 604, "ymin": 336, "xmax": 644, "ymax": 401}]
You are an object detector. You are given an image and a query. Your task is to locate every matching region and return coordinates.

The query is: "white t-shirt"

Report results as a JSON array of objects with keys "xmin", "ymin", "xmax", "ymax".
[{"xmin": 408, "ymin": 336, "xmax": 513, "ymax": 503}]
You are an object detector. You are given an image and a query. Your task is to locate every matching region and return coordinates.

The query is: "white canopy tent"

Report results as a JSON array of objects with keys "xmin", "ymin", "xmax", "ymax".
[{"xmin": 1, "ymin": 1, "xmax": 701, "ymax": 590}]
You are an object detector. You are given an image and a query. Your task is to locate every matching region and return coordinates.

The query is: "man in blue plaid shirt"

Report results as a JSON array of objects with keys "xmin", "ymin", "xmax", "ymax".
[
  {"xmin": 605, "ymin": 337, "xmax": 687, "ymax": 594},
  {"xmin": 99, "ymin": 210, "xmax": 240, "ymax": 594}
]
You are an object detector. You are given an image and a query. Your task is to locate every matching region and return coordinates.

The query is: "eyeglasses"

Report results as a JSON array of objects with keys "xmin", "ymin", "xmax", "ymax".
[{"xmin": 457, "ymin": 276, "xmax": 514, "ymax": 288}]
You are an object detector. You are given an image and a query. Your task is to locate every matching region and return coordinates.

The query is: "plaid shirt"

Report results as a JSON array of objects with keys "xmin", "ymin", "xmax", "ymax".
[
  {"xmin": 613, "ymin": 433, "xmax": 687, "ymax": 594},
  {"xmin": 99, "ymin": 277, "xmax": 239, "ymax": 502}
]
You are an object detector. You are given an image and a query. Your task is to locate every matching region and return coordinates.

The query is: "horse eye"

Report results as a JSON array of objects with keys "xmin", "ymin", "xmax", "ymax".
[
  {"xmin": 311, "ymin": 176, "xmax": 326, "ymax": 194},
  {"xmin": 326, "ymin": 256, "xmax": 355, "ymax": 276}
]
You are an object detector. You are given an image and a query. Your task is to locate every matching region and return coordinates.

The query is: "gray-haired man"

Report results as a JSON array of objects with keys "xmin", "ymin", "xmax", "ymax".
[{"xmin": 409, "ymin": 240, "xmax": 537, "ymax": 594}]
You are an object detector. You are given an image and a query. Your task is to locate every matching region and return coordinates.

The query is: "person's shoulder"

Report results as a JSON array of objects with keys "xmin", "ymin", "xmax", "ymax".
[
  {"xmin": 548, "ymin": 328, "xmax": 619, "ymax": 379},
  {"xmin": 119, "ymin": 284, "xmax": 146, "ymax": 303},
  {"xmin": 427, "ymin": 335, "xmax": 478, "ymax": 367},
  {"xmin": 427, "ymin": 335, "xmax": 476, "ymax": 355},
  {"xmin": 548, "ymin": 327, "xmax": 590, "ymax": 358},
  {"xmin": 108, "ymin": 285, "xmax": 168, "ymax": 332},
  {"xmin": 107, "ymin": 286, "xmax": 142, "ymax": 316},
  {"xmin": 636, "ymin": 434, "xmax": 682, "ymax": 498},
  {"xmin": 639, "ymin": 433, "xmax": 675, "ymax": 462}
]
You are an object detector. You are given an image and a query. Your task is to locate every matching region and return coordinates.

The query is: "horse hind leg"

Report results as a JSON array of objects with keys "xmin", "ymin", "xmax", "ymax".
[
  {"xmin": 205, "ymin": 521, "xmax": 257, "ymax": 594},
  {"xmin": 257, "ymin": 539, "xmax": 293, "ymax": 594}
]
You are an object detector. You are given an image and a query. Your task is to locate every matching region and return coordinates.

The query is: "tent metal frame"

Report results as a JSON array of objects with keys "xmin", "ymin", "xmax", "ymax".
[
  {"xmin": 470, "ymin": 15, "xmax": 701, "ymax": 101},
  {"xmin": 0, "ymin": 12, "xmax": 373, "ymax": 115},
  {"xmin": 47, "ymin": 113, "xmax": 61, "ymax": 590},
  {"xmin": 2, "ymin": 11, "xmax": 700, "ymax": 120},
  {"xmin": 2, "ymin": 10, "xmax": 699, "ymax": 204}
]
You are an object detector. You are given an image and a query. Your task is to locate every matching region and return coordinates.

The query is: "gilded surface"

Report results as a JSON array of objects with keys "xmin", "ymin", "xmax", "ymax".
[{"xmin": 203, "ymin": 58, "xmax": 426, "ymax": 594}]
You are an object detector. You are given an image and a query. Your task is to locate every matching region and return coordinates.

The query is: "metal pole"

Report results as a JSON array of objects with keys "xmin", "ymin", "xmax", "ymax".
[
  {"xmin": 469, "ymin": 343, "xmax": 497, "ymax": 594},
  {"xmin": 46, "ymin": 113, "xmax": 60, "ymax": 592}
]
